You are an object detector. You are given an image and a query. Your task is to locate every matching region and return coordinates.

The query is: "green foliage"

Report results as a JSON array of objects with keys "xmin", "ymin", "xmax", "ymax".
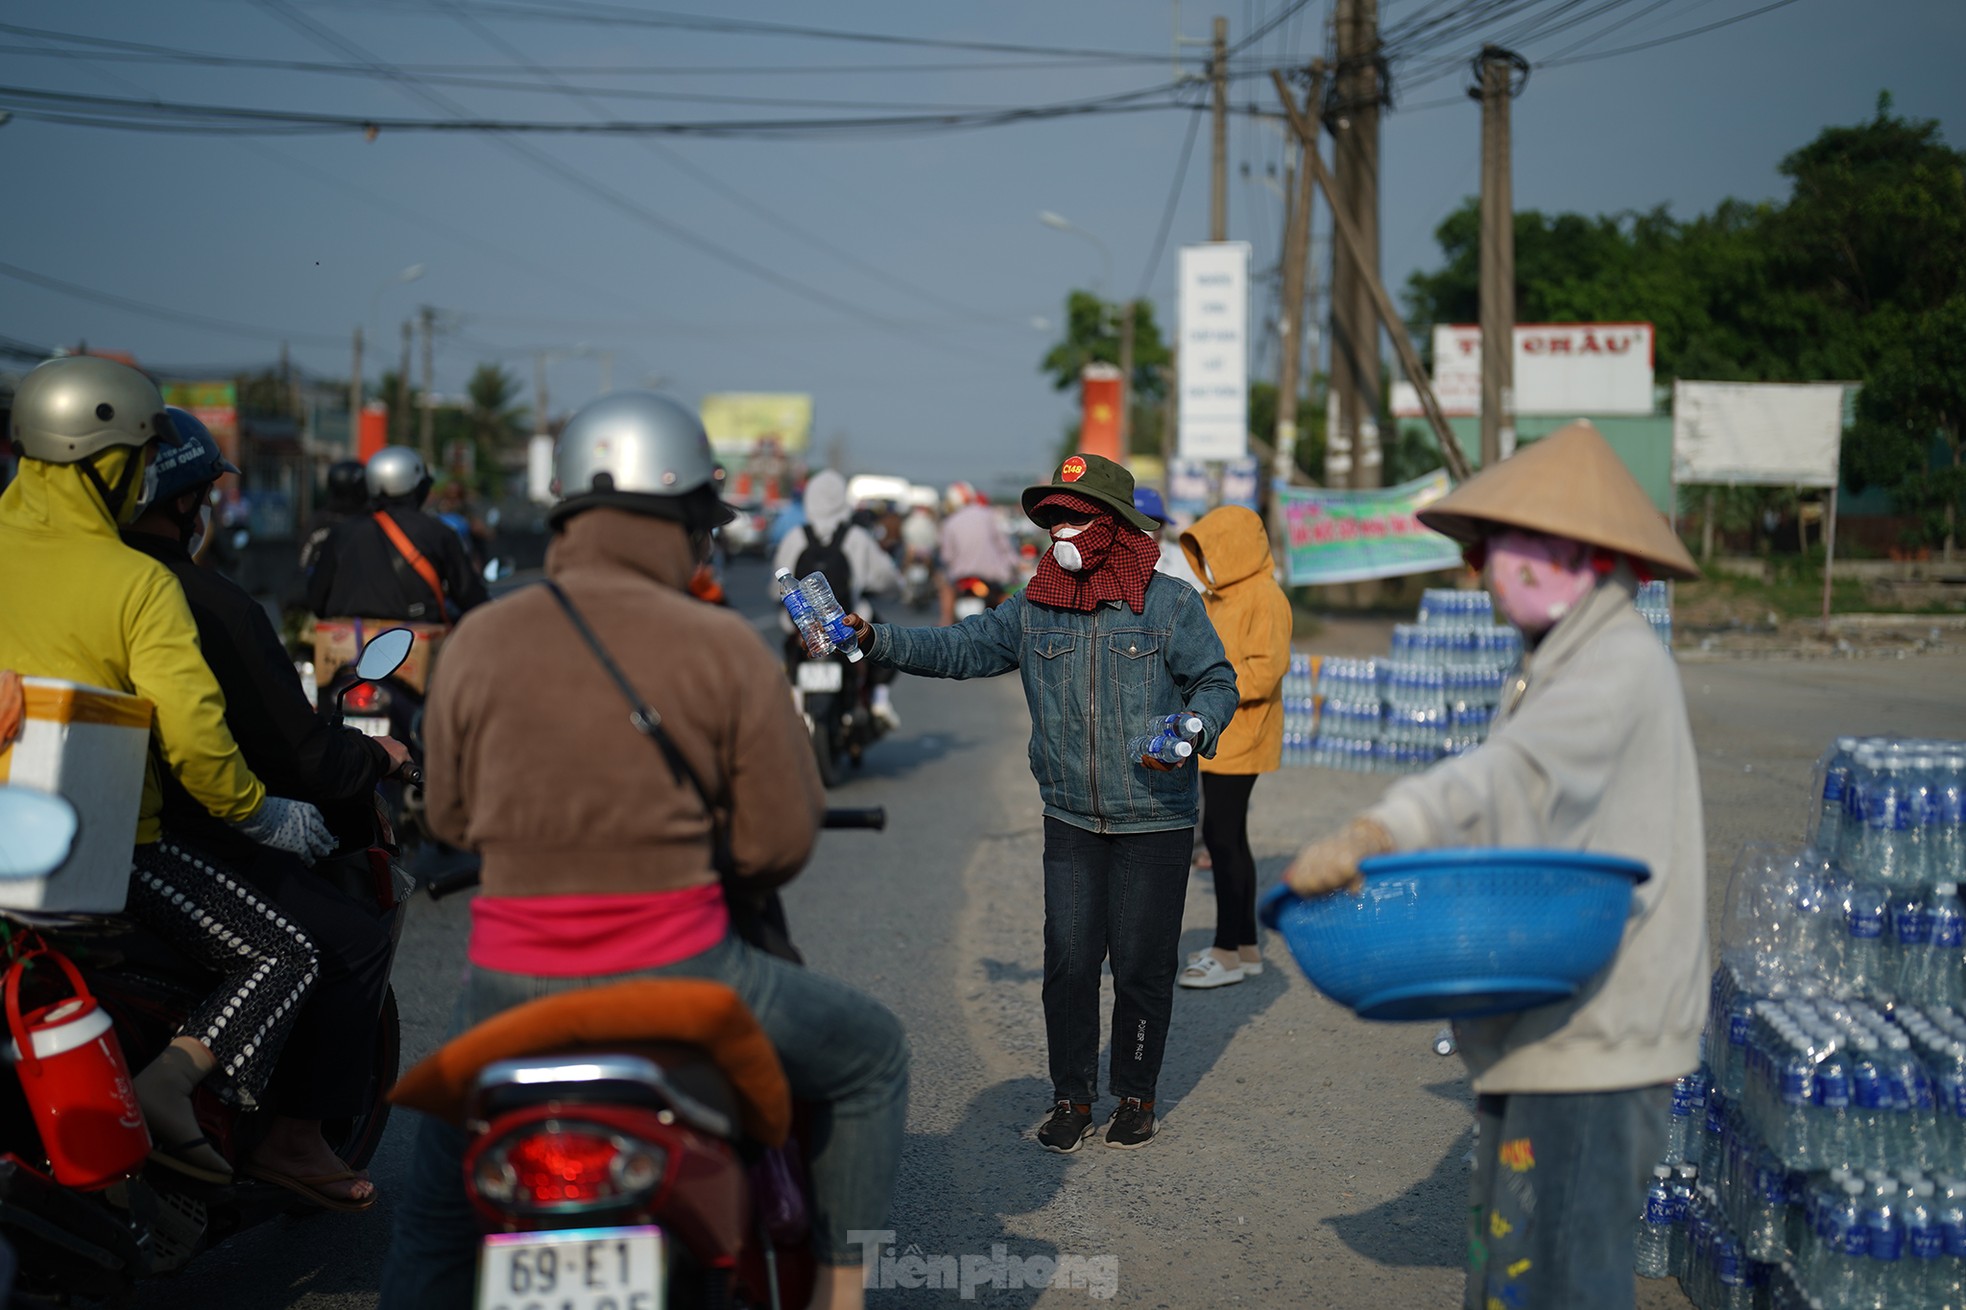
[
  {"xmin": 1404, "ymin": 98, "xmax": 1966, "ymax": 548},
  {"xmin": 1038, "ymin": 290, "xmax": 1172, "ymax": 402}
]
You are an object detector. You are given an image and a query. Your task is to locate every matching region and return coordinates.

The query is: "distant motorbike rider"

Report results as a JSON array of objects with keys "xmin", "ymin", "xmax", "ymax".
[
  {"xmin": 305, "ymin": 445, "xmax": 488, "ymax": 624},
  {"xmin": 937, "ymin": 481, "xmax": 1018, "ymax": 626},
  {"xmin": 298, "ymin": 458, "xmax": 368, "ymax": 575},
  {"xmin": 770, "ymin": 469, "xmax": 902, "ymax": 727},
  {"xmin": 123, "ymin": 407, "xmax": 411, "ymax": 1210},
  {"xmin": 0, "ymin": 356, "xmax": 335, "ymax": 1185},
  {"xmin": 379, "ymin": 391, "xmax": 907, "ymax": 1310}
]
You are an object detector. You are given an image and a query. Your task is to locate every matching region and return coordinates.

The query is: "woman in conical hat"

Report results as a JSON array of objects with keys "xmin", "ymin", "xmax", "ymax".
[{"xmin": 1283, "ymin": 421, "xmax": 1708, "ymax": 1310}]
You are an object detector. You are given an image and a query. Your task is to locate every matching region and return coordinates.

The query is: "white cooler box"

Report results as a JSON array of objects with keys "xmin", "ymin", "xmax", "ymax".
[{"xmin": 0, "ymin": 678, "xmax": 152, "ymax": 913}]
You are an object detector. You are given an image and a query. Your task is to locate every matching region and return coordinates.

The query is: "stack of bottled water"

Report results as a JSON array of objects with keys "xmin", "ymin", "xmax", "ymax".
[
  {"xmin": 1310, "ymin": 657, "xmax": 1383, "ymax": 772},
  {"xmin": 1280, "ymin": 654, "xmax": 1319, "ymax": 768},
  {"xmin": 1638, "ymin": 579, "xmax": 1674, "ymax": 649}
]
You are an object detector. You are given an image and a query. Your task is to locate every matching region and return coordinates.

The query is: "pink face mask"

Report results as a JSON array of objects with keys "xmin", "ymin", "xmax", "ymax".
[{"xmin": 1486, "ymin": 530, "xmax": 1597, "ymax": 635}]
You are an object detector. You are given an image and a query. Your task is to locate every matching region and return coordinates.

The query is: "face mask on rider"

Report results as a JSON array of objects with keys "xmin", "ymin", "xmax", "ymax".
[
  {"xmin": 1050, "ymin": 522, "xmax": 1087, "ymax": 573},
  {"xmin": 187, "ymin": 503, "xmax": 213, "ymax": 558}
]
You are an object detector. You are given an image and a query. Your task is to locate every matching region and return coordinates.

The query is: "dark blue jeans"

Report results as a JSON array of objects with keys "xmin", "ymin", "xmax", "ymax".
[
  {"xmin": 1041, "ymin": 817, "xmax": 1193, "ymax": 1104},
  {"xmin": 377, "ymin": 934, "xmax": 910, "ymax": 1310},
  {"xmin": 1464, "ymin": 1085, "xmax": 1670, "ymax": 1310}
]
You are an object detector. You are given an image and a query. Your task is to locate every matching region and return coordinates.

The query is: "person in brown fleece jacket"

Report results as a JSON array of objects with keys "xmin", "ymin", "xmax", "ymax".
[{"xmin": 378, "ymin": 392, "xmax": 909, "ymax": 1310}]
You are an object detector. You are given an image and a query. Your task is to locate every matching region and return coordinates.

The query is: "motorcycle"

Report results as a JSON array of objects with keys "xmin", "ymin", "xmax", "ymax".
[
  {"xmin": 898, "ymin": 552, "xmax": 935, "ymax": 611},
  {"xmin": 783, "ymin": 639, "xmax": 885, "ymax": 790},
  {"xmin": 319, "ymin": 652, "xmax": 429, "ymax": 859},
  {"xmin": 950, "ymin": 576, "xmax": 1007, "ymax": 622},
  {"xmin": 419, "ymin": 806, "xmax": 886, "ymax": 1310},
  {"xmin": 0, "ymin": 630, "xmax": 422, "ymax": 1308}
]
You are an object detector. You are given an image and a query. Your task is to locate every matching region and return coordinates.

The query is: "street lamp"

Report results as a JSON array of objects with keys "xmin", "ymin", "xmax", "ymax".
[{"xmin": 1037, "ymin": 211, "xmax": 1112, "ymax": 294}]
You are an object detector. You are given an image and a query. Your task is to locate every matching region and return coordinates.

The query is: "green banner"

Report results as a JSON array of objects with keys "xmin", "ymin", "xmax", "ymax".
[{"xmin": 1280, "ymin": 470, "xmax": 1462, "ymax": 585}]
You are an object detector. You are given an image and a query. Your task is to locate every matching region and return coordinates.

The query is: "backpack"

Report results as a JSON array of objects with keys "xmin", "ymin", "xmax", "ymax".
[{"xmin": 793, "ymin": 523, "xmax": 855, "ymax": 607}]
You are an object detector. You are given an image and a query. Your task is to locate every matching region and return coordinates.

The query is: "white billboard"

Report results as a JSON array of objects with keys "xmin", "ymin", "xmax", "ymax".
[
  {"xmin": 1177, "ymin": 242, "xmax": 1251, "ymax": 460},
  {"xmin": 1672, "ymin": 380, "xmax": 1846, "ymax": 488},
  {"xmin": 1394, "ymin": 323, "xmax": 1656, "ymax": 418}
]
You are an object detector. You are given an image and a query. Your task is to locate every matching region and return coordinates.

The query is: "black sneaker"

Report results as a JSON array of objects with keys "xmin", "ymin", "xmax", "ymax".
[
  {"xmin": 1037, "ymin": 1101, "xmax": 1095, "ymax": 1153},
  {"xmin": 1104, "ymin": 1098, "xmax": 1157, "ymax": 1149}
]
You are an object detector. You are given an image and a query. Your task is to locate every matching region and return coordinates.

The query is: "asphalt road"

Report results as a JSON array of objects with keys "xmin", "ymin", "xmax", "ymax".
[{"xmin": 135, "ymin": 562, "xmax": 1966, "ymax": 1309}]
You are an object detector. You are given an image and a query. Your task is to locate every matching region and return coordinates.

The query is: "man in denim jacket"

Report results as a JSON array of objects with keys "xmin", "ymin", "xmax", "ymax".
[{"xmin": 845, "ymin": 454, "xmax": 1237, "ymax": 1151}]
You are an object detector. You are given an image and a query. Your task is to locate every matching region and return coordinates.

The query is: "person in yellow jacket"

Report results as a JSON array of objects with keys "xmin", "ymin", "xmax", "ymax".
[
  {"xmin": 0, "ymin": 356, "xmax": 336, "ymax": 1185},
  {"xmin": 1176, "ymin": 506, "xmax": 1293, "ymax": 989}
]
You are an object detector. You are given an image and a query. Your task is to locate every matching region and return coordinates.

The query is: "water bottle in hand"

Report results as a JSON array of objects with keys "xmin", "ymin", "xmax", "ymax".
[
  {"xmin": 1161, "ymin": 712, "xmax": 1205, "ymax": 743},
  {"xmin": 776, "ymin": 568, "xmax": 835, "ymax": 659},
  {"xmin": 799, "ymin": 573, "xmax": 865, "ymax": 664},
  {"xmin": 1130, "ymin": 730, "xmax": 1194, "ymax": 766}
]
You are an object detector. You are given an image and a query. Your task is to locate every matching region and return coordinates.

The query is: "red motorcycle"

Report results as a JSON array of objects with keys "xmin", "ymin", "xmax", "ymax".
[
  {"xmin": 0, "ymin": 631, "xmax": 421, "ymax": 1308},
  {"xmin": 414, "ymin": 806, "xmax": 885, "ymax": 1310}
]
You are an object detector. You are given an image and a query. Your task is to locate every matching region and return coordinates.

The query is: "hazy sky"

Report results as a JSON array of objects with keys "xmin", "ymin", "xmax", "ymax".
[{"xmin": 2, "ymin": 0, "xmax": 1958, "ymax": 488}]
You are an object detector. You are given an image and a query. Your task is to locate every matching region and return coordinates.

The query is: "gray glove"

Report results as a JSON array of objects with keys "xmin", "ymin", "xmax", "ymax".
[{"xmin": 231, "ymin": 796, "xmax": 337, "ymax": 866}]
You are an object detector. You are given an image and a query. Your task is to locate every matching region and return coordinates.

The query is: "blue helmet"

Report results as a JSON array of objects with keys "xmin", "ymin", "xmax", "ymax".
[
  {"xmin": 150, "ymin": 406, "xmax": 241, "ymax": 506},
  {"xmin": 1132, "ymin": 484, "xmax": 1168, "ymax": 526}
]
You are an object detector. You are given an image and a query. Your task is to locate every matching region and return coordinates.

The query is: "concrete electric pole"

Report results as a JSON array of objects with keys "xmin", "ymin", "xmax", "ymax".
[
  {"xmin": 348, "ymin": 326, "xmax": 363, "ymax": 447},
  {"xmin": 418, "ymin": 305, "xmax": 436, "ymax": 464},
  {"xmin": 397, "ymin": 318, "xmax": 413, "ymax": 445},
  {"xmin": 1330, "ymin": 0, "xmax": 1383, "ymax": 494},
  {"xmin": 1210, "ymin": 16, "xmax": 1228, "ymax": 243},
  {"xmin": 1270, "ymin": 63, "xmax": 1324, "ymax": 536},
  {"xmin": 1473, "ymin": 46, "xmax": 1528, "ymax": 470}
]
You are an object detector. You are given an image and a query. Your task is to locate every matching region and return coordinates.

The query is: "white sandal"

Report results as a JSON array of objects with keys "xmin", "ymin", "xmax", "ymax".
[{"xmin": 1179, "ymin": 954, "xmax": 1245, "ymax": 989}]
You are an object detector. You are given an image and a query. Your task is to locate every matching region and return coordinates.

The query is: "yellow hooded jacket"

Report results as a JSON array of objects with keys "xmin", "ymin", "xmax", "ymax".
[
  {"xmin": 0, "ymin": 449, "xmax": 265, "ymax": 844},
  {"xmin": 1181, "ymin": 506, "xmax": 1293, "ymax": 775}
]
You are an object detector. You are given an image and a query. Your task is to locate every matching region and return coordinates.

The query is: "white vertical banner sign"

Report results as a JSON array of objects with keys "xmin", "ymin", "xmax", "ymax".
[{"xmin": 1177, "ymin": 242, "xmax": 1251, "ymax": 460}]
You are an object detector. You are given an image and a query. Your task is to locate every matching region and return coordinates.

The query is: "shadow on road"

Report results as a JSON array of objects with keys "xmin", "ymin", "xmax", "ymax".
[
  {"xmin": 848, "ymin": 728, "xmax": 980, "ymax": 782},
  {"xmin": 1321, "ymin": 1126, "xmax": 1474, "ymax": 1270}
]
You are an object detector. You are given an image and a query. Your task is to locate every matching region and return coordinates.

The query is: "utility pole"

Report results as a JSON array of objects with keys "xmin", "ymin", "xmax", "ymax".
[
  {"xmin": 1473, "ymin": 46, "xmax": 1527, "ymax": 470},
  {"xmin": 1330, "ymin": 0, "xmax": 1383, "ymax": 494},
  {"xmin": 1270, "ymin": 62, "xmax": 1324, "ymax": 538},
  {"xmin": 418, "ymin": 305, "xmax": 435, "ymax": 464},
  {"xmin": 397, "ymin": 318, "xmax": 413, "ymax": 445},
  {"xmin": 534, "ymin": 351, "xmax": 549, "ymax": 443},
  {"xmin": 1118, "ymin": 302, "xmax": 1136, "ymax": 457},
  {"xmin": 1273, "ymin": 71, "xmax": 1470, "ymax": 482},
  {"xmin": 348, "ymin": 326, "xmax": 363, "ymax": 449},
  {"xmin": 1160, "ymin": 353, "xmax": 1177, "ymax": 493},
  {"xmin": 1209, "ymin": 16, "xmax": 1228, "ymax": 242}
]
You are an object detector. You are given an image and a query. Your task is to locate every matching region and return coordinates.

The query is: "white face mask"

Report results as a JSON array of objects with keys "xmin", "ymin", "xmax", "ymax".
[
  {"xmin": 1052, "ymin": 539, "xmax": 1084, "ymax": 572},
  {"xmin": 134, "ymin": 461, "xmax": 159, "ymax": 514},
  {"xmin": 187, "ymin": 504, "xmax": 213, "ymax": 558}
]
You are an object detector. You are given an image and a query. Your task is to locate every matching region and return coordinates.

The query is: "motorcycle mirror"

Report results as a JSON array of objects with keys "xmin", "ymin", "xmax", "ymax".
[
  {"xmin": 354, "ymin": 628, "xmax": 415, "ymax": 682},
  {"xmin": 0, "ymin": 788, "xmax": 80, "ymax": 880}
]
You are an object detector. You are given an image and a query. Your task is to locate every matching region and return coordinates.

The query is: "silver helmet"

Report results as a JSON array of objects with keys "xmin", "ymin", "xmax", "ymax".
[
  {"xmin": 551, "ymin": 391, "xmax": 735, "ymax": 528},
  {"xmin": 366, "ymin": 445, "xmax": 430, "ymax": 503},
  {"xmin": 9, "ymin": 356, "xmax": 177, "ymax": 464}
]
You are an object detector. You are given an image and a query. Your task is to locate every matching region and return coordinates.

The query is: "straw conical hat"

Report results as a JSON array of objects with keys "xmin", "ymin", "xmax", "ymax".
[{"xmin": 1418, "ymin": 419, "xmax": 1700, "ymax": 580}]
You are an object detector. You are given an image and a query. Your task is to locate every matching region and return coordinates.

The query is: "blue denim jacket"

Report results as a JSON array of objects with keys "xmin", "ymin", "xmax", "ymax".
[{"xmin": 870, "ymin": 575, "xmax": 1238, "ymax": 834}]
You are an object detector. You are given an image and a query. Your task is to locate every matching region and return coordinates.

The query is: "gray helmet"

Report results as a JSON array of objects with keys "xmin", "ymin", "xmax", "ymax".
[
  {"xmin": 366, "ymin": 445, "xmax": 431, "ymax": 503},
  {"xmin": 551, "ymin": 391, "xmax": 736, "ymax": 529},
  {"xmin": 9, "ymin": 355, "xmax": 178, "ymax": 463}
]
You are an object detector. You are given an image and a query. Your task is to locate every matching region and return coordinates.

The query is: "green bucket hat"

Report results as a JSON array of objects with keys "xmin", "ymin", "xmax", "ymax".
[{"xmin": 1021, "ymin": 453, "xmax": 1160, "ymax": 534}]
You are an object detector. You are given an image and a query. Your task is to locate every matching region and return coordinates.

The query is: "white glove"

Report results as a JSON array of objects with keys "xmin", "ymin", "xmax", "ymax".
[{"xmin": 231, "ymin": 797, "xmax": 337, "ymax": 866}]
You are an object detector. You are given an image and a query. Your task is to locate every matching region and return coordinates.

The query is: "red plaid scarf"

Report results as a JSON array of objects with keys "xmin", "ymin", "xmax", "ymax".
[{"xmin": 1022, "ymin": 492, "xmax": 1159, "ymax": 614}]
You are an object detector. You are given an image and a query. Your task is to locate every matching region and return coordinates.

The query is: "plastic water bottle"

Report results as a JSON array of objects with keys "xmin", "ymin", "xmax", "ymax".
[
  {"xmin": 1911, "ymin": 755, "xmax": 1942, "ymax": 887},
  {"xmin": 1866, "ymin": 753, "xmax": 1913, "ymax": 886},
  {"xmin": 1845, "ymin": 884, "xmax": 1889, "ymax": 998},
  {"xmin": 1636, "ymin": 1165, "xmax": 1674, "ymax": 1278},
  {"xmin": 1161, "ymin": 712, "xmax": 1205, "ymax": 743},
  {"xmin": 775, "ymin": 567, "xmax": 835, "ymax": 659},
  {"xmin": 1817, "ymin": 1048, "xmax": 1856, "ymax": 1172},
  {"xmin": 1128, "ymin": 731, "xmax": 1193, "ymax": 766},
  {"xmin": 1826, "ymin": 1178, "xmax": 1871, "ymax": 1310},
  {"xmin": 798, "ymin": 572, "xmax": 865, "ymax": 664},
  {"xmin": 1864, "ymin": 1173, "xmax": 1906, "ymax": 1308},
  {"xmin": 1929, "ymin": 886, "xmax": 1965, "ymax": 1011},
  {"xmin": 1937, "ymin": 1175, "xmax": 1966, "ymax": 1310},
  {"xmin": 1667, "ymin": 1068, "xmax": 1709, "ymax": 1166},
  {"xmin": 1817, "ymin": 737, "xmax": 1859, "ymax": 858},
  {"xmin": 1895, "ymin": 887, "xmax": 1935, "ymax": 1003},
  {"xmin": 1669, "ymin": 1164, "xmax": 1699, "ymax": 1278},
  {"xmin": 1906, "ymin": 1178, "xmax": 1943, "ymax": 1308},
  {"xmin": 1938, "ymin": 754, "xmax": 1966, "ymax": 886}
]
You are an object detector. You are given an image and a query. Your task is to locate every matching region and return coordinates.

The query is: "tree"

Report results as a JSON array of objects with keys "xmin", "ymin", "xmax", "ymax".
[{"xmin": 1039, "ymin": 290, "xmax": 1173, "ymax": 457}]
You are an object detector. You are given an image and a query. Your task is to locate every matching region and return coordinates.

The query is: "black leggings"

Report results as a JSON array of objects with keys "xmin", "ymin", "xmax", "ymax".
[{"xmin": 1200, "ymin": 773, "xmax": 1260, "ymax": 951}]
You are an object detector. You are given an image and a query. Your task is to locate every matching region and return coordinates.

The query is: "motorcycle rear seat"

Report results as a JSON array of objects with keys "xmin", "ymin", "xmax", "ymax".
[{"xmin": 471, "ymin": 1041, "xmax": 743, "ymax": 1138}]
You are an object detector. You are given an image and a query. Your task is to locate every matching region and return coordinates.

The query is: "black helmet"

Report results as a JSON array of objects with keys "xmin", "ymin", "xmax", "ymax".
[{"xmin": 326, "ymin": 459, "xmax": 367, "ymax": 511}]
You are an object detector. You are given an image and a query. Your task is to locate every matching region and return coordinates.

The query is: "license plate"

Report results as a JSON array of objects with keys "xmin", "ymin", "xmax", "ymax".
[
  {"xmin": 476, "ymin": 1226, "xmax": 664, "ymax": 1310},
  {"xmin": 796, "ymin": 661, "xmax": 844, "ymax": 693},
  {"xmin": 348, "ymin": 715, "xmax": 391, "ymax": 738}
]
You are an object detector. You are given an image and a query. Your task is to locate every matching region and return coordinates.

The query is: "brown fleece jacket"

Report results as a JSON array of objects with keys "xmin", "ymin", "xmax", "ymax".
[{"xmin": 423, "ymin": 508, "xmax": 825, "ymax": 899}]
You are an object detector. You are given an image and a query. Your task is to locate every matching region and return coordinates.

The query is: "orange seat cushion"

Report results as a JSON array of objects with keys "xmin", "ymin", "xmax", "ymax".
[{"xmin": 389, "ymin": 979, "xmax": 791, "ymax": 1146}]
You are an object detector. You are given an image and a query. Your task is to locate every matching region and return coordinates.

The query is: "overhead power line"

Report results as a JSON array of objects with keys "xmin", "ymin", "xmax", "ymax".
[
  {"xmin": 272, "ymin": 0, "xmax": 1178, "ymax": 62},
  {"xmin": 0, "ymin": 259, "xmax": 345, "ymax": 347},
  {"xmin": 1137, "ymin": 107, "xmax": 1205, "ymax": 300}
]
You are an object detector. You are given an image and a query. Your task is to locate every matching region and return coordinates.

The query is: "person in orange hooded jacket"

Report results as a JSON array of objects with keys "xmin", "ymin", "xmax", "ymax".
[{"xmin": 1175, "ymin": 506, "xmax": 1292, "ymax": 989}]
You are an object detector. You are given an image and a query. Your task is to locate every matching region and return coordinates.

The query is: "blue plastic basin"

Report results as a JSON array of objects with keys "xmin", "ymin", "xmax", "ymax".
[{"xmin": 1257, "ymin": 849, "xmax": 1649, "ymax": 1022}]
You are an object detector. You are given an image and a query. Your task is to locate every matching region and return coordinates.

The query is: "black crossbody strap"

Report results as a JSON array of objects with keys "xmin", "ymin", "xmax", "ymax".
[{"xmin": 541, "ymin": 580, "xmax": 715, "ymax": 820}]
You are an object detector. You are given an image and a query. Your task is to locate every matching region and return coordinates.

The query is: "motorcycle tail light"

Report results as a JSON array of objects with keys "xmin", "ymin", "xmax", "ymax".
[
  {"xmin": 345, "ymin": 681, "xmax": 391, "ymax": 713},
  {"xmin": 468, "ymin": 1118, "xmax": 669, "ymax": 1216}
]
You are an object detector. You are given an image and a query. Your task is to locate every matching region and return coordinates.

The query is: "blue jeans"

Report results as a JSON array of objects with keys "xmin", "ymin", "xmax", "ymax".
[
  {"xmin": 1041, "ymin": 818, "xmax": 1193, "ymax": 1104},
  {"xmin": 378, "ymin": 934, "xmax": 910, "ymax": 1309},
  {"xmin": 1464, "ymin": 1085, "xmax": 1669, "ymax": 1310}
]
